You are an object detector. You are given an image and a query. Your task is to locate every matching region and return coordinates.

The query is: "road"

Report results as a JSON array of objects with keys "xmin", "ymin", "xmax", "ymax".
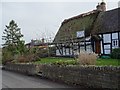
[{"xmin": 2, "ymin": 70, "xmax": 72, "ymax": 88}]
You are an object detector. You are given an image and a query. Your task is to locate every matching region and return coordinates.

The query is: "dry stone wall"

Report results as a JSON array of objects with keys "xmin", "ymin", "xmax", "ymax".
[{"xmin": 4, "ymin": 63, "xmax": 120, "ymax": 89}]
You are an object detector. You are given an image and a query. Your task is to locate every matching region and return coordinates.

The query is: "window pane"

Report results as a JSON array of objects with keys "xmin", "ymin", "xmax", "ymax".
[
  {"xmin": 112, "ymin": 33, "xmax": 118, "ymax": 39},
  {"xmin": 103, "ymin": 34, "xmax": 111, "ymax": 43},
  {"xmin": 112, "ymin": 40, "xmax": 118, "ymax": 47},
  {"xmin": 104, "ymin": 45, "xmax": 110, "ymax": 49},
  {"xmin": 80, "ymin": 46, "xmax": 85, "ymax": 52},
  {"xmin": 104, "ymin": 50, "xmax": 110, "ymax": 54},
  {"xmin": 86, "ymin": 45, "xmax": 92, "ymax": 53}
]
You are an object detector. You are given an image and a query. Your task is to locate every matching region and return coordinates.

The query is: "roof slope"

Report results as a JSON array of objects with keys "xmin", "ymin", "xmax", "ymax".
[
  {"xmin": 54, "ymin": 10, "xmax": 99, "ymax": 43},
  {"xmin": 92, "ymin": 8, "xmax": 120, "ymax": 34}
]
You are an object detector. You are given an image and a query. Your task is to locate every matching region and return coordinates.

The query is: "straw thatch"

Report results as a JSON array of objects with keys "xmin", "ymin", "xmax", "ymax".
[
  {"xmin": 54, "ymin": 8, "xmax": 120, "ymax": 43},
  {"xmin": 92, "ymin": 8, "xmax": 120, "ymax": 34},
  {"xmin": 53, "ymin": 10, "xmax": 99, "ymax": 43}
]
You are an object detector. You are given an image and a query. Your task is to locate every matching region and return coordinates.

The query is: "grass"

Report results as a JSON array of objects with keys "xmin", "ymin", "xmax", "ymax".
[
  {"xmin": 34, "ymin": 57, "xmax": 119, "ymax": 66},
  {"xmin": 34, "ymin": 57, "xmax": 75, "ymax": 64},
  {"xmin": 96, "ymin": 58, "xmax": 119, "ymax": 66}
]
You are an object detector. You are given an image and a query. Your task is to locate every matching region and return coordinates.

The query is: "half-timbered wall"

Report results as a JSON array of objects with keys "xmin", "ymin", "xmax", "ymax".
[
  {"xmin": 56, "ymin": 32, "xmax": 120, "ymax": 56},
  {"xmin": 55, "ymin": 37, "xmax": 93, "ymax": 56},
  {"xmin": 100, "ymin": 32, "xmax": 120, "ymax": 55}
]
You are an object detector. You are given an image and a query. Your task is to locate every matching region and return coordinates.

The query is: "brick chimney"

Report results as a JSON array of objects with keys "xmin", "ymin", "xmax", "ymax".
[
  {"xmin": 96, "ymin": 3, "xmax": 101, "ymax": 11},
  {"xmin": 96, "ymin": 0, "xmax": 106, "ymax": 12},
  {"xmin": 100, "ymin": 0, "xmax": 106, "ymax": 11}
]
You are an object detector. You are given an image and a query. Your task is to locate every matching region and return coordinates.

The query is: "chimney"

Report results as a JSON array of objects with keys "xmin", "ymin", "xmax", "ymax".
[
  {"xmin": 42, "ymin": 38, "xmax": 44, "ymax": 43},
  {"xmin": 96, "ymin": 0, "xmax": 106, "ymax": 12},
  {"xmin": 96, "ymin": 3, "xmax": 101, "ymax": 11},
  {"xmin": 31, "ymin": 39, "xmax": 34, "ymax": 46},
  {"xmin": 100, "ymin": 0, "xmax": 106, "ymax": 11}
]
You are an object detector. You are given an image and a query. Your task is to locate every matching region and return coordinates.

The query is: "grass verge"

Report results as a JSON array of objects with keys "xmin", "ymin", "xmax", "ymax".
[{"xmin": 34, "ymin": 57, "xmax": 119, "ymax": 66}]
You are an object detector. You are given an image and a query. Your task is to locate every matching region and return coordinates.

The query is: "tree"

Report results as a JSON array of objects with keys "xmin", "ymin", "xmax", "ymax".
[{"xmin": 2, "ymin": 20, "xmax": 25, "ymax": 63}]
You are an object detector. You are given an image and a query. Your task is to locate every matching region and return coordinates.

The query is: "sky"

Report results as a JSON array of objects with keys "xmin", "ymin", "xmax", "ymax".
[{"xmin": 0, "ymin": 0, "xmax": 119, "ymax": 47}]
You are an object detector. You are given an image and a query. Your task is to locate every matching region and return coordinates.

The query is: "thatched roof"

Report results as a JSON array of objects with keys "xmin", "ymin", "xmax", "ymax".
[
  {"xmin": 53, "ymin": 10, "xmax": 99, "ymax": 43},
  {"xmin": 92, "ymin": 8, "xmax": 120, "ymax": 35},
  {"xmin": 54, "ymin": 8, "xmax": 119, "ymax": 44}
]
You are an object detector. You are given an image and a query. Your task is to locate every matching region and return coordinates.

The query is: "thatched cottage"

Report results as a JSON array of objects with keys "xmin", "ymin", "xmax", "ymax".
[{"xmin": 53, "ymin": 1, "xmax": 120, "ymax": 57}]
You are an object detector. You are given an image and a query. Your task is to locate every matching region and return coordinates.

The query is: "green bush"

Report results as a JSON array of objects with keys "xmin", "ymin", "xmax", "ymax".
[
  {"xmin": 52, "ymin": 60, "xmax": 78, "ymax": 66},
  {"xmin": 2, "ymin": 49, "xmax": 14, "ymax": 64},
  {"xmin": 111, "ymin": 48, "xmax": 120, "ymax": 59}
]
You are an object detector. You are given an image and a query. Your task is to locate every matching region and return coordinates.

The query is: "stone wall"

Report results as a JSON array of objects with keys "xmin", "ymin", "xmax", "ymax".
[
  {"xmin": 4, "ymin": 63, "xmax": 38, "ymax": 75},
  {"xmin": 4, "ymin": 63, "xmax": 120, "ymax": 89},
  {"xmin": 41, "ymin": 65, "xmax": 120, "ymax": 89}
]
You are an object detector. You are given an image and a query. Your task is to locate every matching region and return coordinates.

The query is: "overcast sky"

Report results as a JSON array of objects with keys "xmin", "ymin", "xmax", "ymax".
[{"xmin": 0, "ymin": 0, "xmax": 119, "ymax": 47}]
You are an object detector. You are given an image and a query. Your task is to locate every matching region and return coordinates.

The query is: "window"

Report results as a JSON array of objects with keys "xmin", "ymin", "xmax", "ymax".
[
  {"xmin": 80, "ymin": 46, "xmax": 85, "ymax": 52},
  {"xmin": 86, "ymin": 45, "xmax": 92, "ymax": 53},
  {"xmin": 112, "ymin": 40, "xmax": 118, "ymax": 47},
  {"xmin": 103, "ymin": 34, "xmax": 111, "ymax": 43},
  {"xmin": 104, "ymin": 45, "xmax": 110, "ymax": 49},
  {"xmin": 104, "ymin": 45, "xmax": 111, "ymax": 54},
  {"xmin": 104, "ymin": 50, "xmax": 111, "ymax": 54},
  {"xmin": 112, "ymin": 33, "xmax": 118, "ymax": 39}
]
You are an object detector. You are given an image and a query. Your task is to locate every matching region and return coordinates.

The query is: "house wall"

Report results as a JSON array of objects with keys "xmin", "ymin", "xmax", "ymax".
[
  {"xmin": 56, "ymin": 32, "xmax": 120, "ymax": 56},
  {"xmin": 100, "ymin": 32, "xmax": 120, "ymax": 55},
  {"xmin": 55, "ymin": 40, "xmax": 93, "ymax": 57}
]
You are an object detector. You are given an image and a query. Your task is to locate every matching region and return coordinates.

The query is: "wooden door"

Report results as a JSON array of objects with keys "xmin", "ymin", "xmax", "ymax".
[{"xmin": 95, "ymin": 41, "xmax": 101, "ymax": 54}]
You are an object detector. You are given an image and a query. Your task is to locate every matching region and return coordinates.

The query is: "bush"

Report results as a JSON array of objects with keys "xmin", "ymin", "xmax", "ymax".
[
  {"xmin": 78, "ymin": 51, "xmax": 98, "ymax": 65},
  {"xmin": 2, "ymin": 48, "xmax": 14, "ymax": 64},
  {"xmin": 111, "ymin": 48, "xmax": 120, "ymax": 59},
  {"xmin": 52, "ymin": 60, "xmax": 78, "ymax": 66},
  {"xmin": 15, "ymin": 54, "xmax": 39, "ymax": 63}
]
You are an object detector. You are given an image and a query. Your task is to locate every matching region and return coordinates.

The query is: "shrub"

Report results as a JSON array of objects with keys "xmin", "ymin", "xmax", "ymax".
[
  {"xmin": 52, "ymin": 60, "xmax": 78, "ymax": 66},
  {"xmin": 111, "ymin": 48, "xmax": 120, "ymax": 59},
  {"xmin": 78, "ymin": 51, "xmax": 98, "ymax": 65},
  {"xmin": 2, "ymin": 48, "xmax": 14, "ymax": 64},
  {"xmin": 15, "ymin": 54, "xmax": 39, "ymax": 63}
]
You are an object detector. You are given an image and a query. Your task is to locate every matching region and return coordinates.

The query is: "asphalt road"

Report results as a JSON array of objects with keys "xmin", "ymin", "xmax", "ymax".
[{"xmin": 2, "ymin": 70, "xmax": 72, "ymax": 88}]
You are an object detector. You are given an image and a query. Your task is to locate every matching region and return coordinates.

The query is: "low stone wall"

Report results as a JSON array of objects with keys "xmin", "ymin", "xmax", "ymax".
[
  {"xmin": 4, "ymin": 63, "xmax": 38, "ymax": 75},
  {"xmin": 41, "ymin": 65, "xmax": 120, "ymax": 89},
  {"xmin": 4, "ymin": 63, "xmax": 120, "ymax": 89}
]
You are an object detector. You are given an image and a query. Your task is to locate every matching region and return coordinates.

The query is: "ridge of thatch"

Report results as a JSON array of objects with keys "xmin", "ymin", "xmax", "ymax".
[{"xmin": 62, "ymin": 10, "xmax": 98, "ymax": 25}]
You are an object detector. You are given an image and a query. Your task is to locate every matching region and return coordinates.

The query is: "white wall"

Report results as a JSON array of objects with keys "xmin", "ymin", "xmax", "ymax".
[
  {"xmin": 66, "ymin": 48, "xmax": 70, "ymax": 55},
  {"xmin": 56, "ymin": 49, "xmax": 61, "ymax": 56},
  {"xmin": 101, "ymin": 41, "xmax": 103, "ymax": 54}
]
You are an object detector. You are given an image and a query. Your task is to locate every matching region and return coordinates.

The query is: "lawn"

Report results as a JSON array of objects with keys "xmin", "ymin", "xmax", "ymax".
[
  {"xmin": 96, "ymin": 58, "xmax": 119, "ymax": 66},
  {"xmin": 34, "ymin": 57, "xmax": 75, "ymax": 64},
  {"xmin": 34, "ymin": 57, "xmax": 119, "ymax": 66}
]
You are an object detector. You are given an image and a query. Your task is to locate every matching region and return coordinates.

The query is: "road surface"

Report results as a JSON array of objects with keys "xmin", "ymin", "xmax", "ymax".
[{"xmin": 2, "ymin": 70, "xmax": 72, "ymax": 88}]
